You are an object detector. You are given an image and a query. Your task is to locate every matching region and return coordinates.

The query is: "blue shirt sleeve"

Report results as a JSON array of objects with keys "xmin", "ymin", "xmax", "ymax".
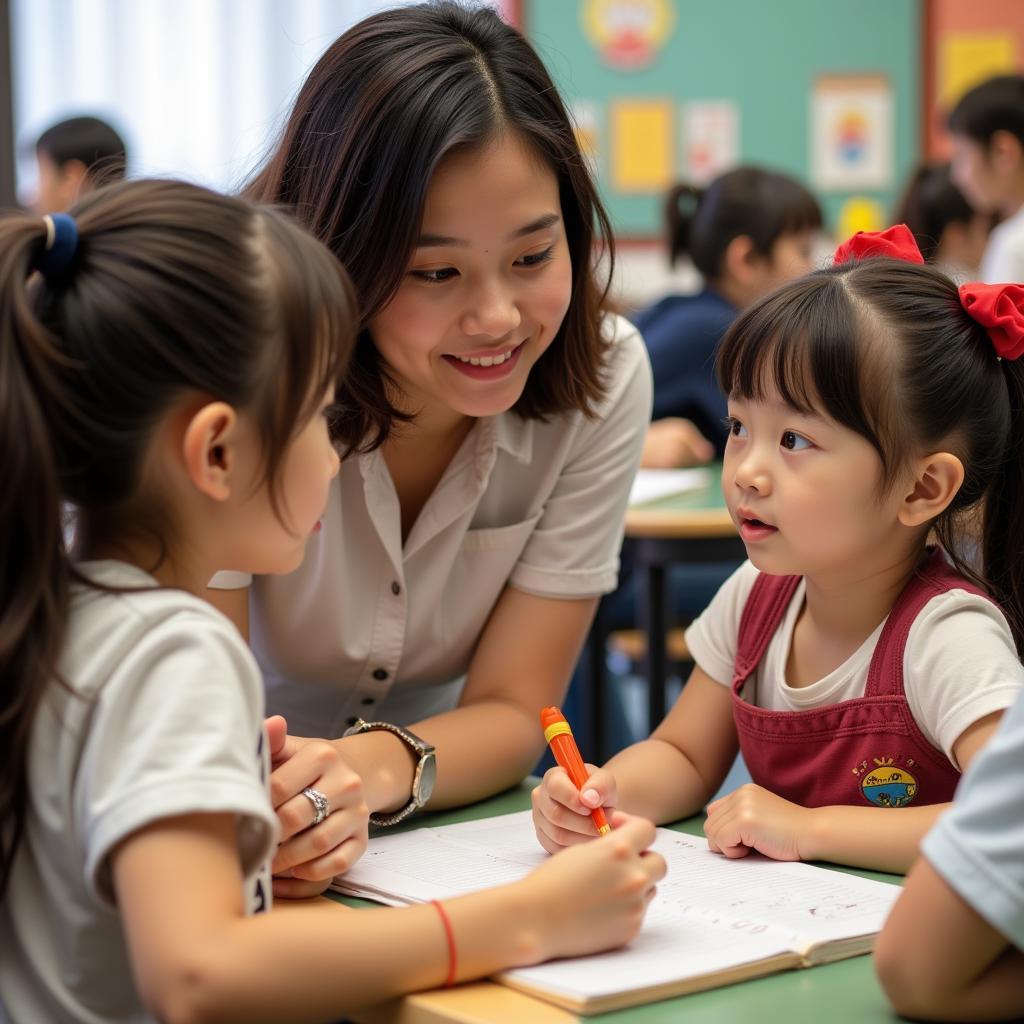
[{"xmin": 635, "ymin": 289, "xmax": 738, "ymax": 455}]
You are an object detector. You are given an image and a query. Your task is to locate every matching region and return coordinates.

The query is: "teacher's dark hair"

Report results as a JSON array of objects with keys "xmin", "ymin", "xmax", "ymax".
[{"xmin": 247, "ymin": 0, "xmax": 614, "ymax": 453}]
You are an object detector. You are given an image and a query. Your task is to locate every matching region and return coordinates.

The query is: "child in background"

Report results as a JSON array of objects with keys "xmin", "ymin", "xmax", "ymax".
[
  {"xmin": 31, "ymin": 115, "xmax": 127, "ymax": 214},
  {"xmin": 638, "ymin": 167, "xmax": 821, "ymax": 469},
  {"xmin": 949, "ymin": 74, "xmax": 1024, "ymax": 283},
  {"xmin": 896, "ymin": 162, "xmax": 993, "ymax": 279},
  {"xmin": 875, "ymin": 691, "xmax": 1024, "ymax": 1021},
  {"xmin": 0, "ymin": 180, "xmax": 664, "ymax": 1024},
  {"xmin": 533, "ymin": 225, "xmax": 1024, "ymax": 875}
]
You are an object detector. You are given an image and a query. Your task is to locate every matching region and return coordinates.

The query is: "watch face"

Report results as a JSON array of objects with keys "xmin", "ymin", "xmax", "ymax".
[{"xmin": 417, "ymin": 754, "xmax": 437, "ymax": 805}]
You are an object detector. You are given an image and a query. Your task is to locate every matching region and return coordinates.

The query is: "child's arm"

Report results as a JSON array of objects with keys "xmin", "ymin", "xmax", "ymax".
[
  {"xmin": 532, "ymin": 667, "xmax": 738, "ymax": 852},
  {"xmin": 113, "ymin": 809, "xmax": 665, "ymax": 1024},
  {"xmin": 704, "ymin": 709, "xmax": 1006, "ymax": 873},
  {"xmin": 875, "ymin": 857, "xmax": 1023, "ymax": 1021}
]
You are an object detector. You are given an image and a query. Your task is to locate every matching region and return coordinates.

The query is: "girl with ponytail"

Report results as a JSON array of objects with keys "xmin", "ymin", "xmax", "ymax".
[{"xmin": 0, "ymin": 180, "xmax": 664, "ymax": 1023}]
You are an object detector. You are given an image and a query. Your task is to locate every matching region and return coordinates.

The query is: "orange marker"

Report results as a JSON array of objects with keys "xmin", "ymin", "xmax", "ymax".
[{"xmin": 541, "ymin": 706, "xmax": 611, "ymax": 835}]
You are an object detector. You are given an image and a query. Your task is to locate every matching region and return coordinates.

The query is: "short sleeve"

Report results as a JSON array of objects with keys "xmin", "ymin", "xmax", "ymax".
[
  {"xmin": 208, "ymin": 570, "xmax": 252, "ymax": 590},
  {"xmin": 921, "ymin": 693, "xmax": 1024, "ymax": 947},
  {"xmin": 509, "ymin": 316, "xmax": 653, "ymax": 598},
  {"xmin": 904, "ymin": 591, "xmax": 1024, "ymax": 765},
  {"xmin": 683, "ymin": 560, "xmax": 760, "ymax": 685},
  {"xmin": 77, "ymin": 610, "xmax": 278, "ymax": 905}
]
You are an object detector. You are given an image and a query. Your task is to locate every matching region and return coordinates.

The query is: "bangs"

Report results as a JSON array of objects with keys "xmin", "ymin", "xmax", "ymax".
[{"xmin": 716, "ymin": 269, "xmax": 893, "ymax": 475}]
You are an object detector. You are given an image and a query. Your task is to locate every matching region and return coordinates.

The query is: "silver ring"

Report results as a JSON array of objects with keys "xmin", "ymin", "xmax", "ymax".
[{"xmin": 301, "ymin": 786, "xmax": 330, "ymax": 827}]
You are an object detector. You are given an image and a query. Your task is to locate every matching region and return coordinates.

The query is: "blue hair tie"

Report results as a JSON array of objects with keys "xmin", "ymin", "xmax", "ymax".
[{"xmin": 36, "ymin": 213, "xmax": 79, "ymax": 277}]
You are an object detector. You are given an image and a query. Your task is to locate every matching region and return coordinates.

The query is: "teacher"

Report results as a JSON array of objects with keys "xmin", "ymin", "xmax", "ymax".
[{"xmin": 215, "ymin": 1, "xmax": 651, "ymax": 892}]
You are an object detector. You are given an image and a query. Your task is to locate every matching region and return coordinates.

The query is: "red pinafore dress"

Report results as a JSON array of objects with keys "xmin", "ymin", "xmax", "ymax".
[{"xmin": 730, "ymin": 549, "xmax": 984, "ymax": 808}]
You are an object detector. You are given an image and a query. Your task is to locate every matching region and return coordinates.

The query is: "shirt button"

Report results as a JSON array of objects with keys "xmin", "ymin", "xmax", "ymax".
[
  {"xmin": 361, "ymin": 696, "xmax": 375, "ymax": 706},
  {"xmin": 391, "ymin": 581, "xmax": 401, "ymax": 596},
  {"xmin": 373, "ymin": 668, "xmax": 389, "ymax": 681}
]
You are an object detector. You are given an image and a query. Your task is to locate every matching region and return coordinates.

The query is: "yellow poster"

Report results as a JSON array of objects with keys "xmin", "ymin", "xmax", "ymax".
[
  {"xmin": 611, "ymin": 99, "xmax": 672, "ymax": 193},
  {"xmin": 837, "ymin": 196, "xmax": 886, "ymax": 241},
  {"xmin": 940, "ymin": 33, "xmax": 1015, "ymax": 108}
]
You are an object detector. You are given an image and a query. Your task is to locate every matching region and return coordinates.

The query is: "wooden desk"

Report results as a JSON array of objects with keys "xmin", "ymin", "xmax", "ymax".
[{"xmin": 340, "ymin": 785, "xmax": 901, "ymax": 1024}]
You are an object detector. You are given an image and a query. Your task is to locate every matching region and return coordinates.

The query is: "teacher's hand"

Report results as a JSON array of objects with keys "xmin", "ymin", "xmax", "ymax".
[{"xmin": 264, "ymin": 715, "xmax": 370, "ymax": 899}]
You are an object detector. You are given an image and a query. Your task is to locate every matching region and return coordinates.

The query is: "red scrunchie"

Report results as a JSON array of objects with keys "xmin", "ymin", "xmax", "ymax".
[
  {"xmin": 959, "ymin": 282, "xmax": 1024, "ymax": 361},
  {"xmin": 833, "ymin": 223, "xmax": 925, "ymax": 266}
]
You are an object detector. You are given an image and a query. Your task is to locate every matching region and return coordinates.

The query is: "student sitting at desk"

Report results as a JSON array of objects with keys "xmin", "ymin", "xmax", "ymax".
[
  {"xmin": 875, "ymin": 691, "xmax": 1024, "ymax": 1021},
  {"xmin": 533, "ymin": 226, "xmax": 1024, "ymax": 875},
  {"xmin": 0, "ymin": 180, "xmax": 665, "ymax": 1024},
  {"xmin": 638, "ymin": 166, "xmax": 821, "ymax": 470},
  {"xmin": 575, "ymin": 168, "xmax": 824, "ymax": 746}
]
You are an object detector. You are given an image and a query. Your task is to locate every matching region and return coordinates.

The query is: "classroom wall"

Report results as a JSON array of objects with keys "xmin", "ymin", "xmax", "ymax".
[
  {"xmin": 525, "ymin": 0, "xmax": 920, "ymax": 243},
  {"xmin": 924, "ymin": 0, "xmax": 1024, "ymax": 158}
]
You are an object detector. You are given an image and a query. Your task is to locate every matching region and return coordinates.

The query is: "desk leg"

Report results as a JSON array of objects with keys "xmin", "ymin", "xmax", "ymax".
[
  {"xmin": 586, "ymin": 601, "xmax": 606, "ymax": 762},
  {"xmin": 644, "ymin": 562, "xmax": 667, "ymax": 731}
]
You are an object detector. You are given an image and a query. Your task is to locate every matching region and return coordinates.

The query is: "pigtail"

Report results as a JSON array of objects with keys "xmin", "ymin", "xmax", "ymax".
[
  {"xmin": 0, "ymin": 219, "xmax": 72, "ymax": 896},
  {"xmin": 981, "ymin": 359, "xmax": 1024, "ymax": 656},
  {"xmin": 664, "ymin": 183, "xmax": 701, "ymax": 268}
]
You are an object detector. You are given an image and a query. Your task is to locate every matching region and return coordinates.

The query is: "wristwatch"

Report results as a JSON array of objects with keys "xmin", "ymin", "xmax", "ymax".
[{"xmin": 342, "ymin": 719, "xmax": 437, "ymax": 826}]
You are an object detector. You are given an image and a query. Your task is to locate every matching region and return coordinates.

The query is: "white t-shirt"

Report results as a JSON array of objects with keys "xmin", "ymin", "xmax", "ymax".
[
  {"xmin": 0, "ymin": 561, "xmax": 278, "ymax": 1024},
  {"xmin": 685, "ymin": 560, "xmax": 1023, "ymax": 766},
  {"xmin": 922, "ymin": 690, "xmax": 1024, "ymax": 948},
  {"xmin": 980, "ymin": 205, "xmax": 1024, "ymax": 284},
  {"xmin": 215, "ymin": 314, "xmax": 652, "ymax": 738}
]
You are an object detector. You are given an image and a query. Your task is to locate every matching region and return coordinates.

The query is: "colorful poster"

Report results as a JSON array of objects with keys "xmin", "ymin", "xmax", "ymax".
[
  {"xmin": 580, "ymin": 0, "xmax": 674, "ymax": 70},
  {"xmin": 940, "ymin": 33, "xmax": 1015, "ymax": 108},
  {"xmin": 611, "ymin": 98, "xmax": 673, "ymax": 192},
  {"xmin": 682, "ymin": 101, "xmax": 739, "ymax": 186},
  {"xmin": 811, "ymin": 75, "xmax": 893, "ymax": 192},
  {"xmin": 837, "ymin": 196, "xmax": 886, "ymax": 240}
]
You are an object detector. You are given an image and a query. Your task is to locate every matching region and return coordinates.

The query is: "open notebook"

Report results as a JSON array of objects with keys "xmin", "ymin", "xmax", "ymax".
[{"xmin": 331, "ymin": 810, "xmax": 902, "ymax": 1015}]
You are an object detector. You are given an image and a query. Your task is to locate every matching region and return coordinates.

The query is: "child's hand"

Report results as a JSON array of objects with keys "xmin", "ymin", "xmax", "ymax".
[
  {"xmin": 703, "ymin": 783, "xmax": 811, "ymax": 862},
  {"xmin": 642, "ymin": 417, "xmax": 715, "ymax": 468},
  {"xmin": 531, "ymin": 763, "xmax": 618, "ymax": 853},
  {"xmin": 265, "ymin": 715, "xmax": 370, "ymax": 898},
  {"xmin": 520, "ymin": 812, "xmax": 666, "ymax": 960}
]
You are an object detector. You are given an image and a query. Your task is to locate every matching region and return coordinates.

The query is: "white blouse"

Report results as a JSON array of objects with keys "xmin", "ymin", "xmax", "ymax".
[{"xmin": 238, "ymin": 314, "xmax": 651, "ymax": 738}]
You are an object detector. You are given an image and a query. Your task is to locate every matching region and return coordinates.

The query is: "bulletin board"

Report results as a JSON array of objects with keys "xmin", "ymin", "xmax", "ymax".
[{"xmin": 524, "ymin": 0, "xmax": 920, "ymax": 238}]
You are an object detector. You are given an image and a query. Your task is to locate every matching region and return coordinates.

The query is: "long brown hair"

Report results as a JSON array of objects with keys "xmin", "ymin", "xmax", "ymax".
[
  {"xmin": 247, "ymin": 0, "xmax": 614, "ymax": 453},
  {"xmin": 717, "ymin": 258, "xmax": 1024, "ymax": 653},
  {"xmin": 0, "ymin": 179, "xmax": 356, "ymax": 895}
]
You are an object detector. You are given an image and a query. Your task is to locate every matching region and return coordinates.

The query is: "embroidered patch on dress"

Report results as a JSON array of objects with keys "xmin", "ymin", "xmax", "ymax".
[{"xmin": 854, "ymin": 755, "xmax": 918, "ymax": 807}]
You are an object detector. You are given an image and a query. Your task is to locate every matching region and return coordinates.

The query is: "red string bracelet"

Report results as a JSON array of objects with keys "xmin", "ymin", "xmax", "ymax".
[{"xmin": 431, "ymin": 899, "xmax": 458, "ymax": 987}]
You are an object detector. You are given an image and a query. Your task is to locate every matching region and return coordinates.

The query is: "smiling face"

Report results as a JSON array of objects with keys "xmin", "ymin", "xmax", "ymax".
[
  {"xmin": 722, "ymin": 388, "xmax": 911, "ymax": 584},
  {"xmin": 367, "ymin": 133, "xmax": 573, "ymax": 427}
]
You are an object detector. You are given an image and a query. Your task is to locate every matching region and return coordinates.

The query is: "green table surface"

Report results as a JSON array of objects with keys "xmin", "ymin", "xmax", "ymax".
[
  {"xmin": 630, "ymin": 465, "xmax": 728, "ymax": 512},
  {"xmin": 330, "ymin": 783, "xmax": 904, "ymax": 1023}
]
